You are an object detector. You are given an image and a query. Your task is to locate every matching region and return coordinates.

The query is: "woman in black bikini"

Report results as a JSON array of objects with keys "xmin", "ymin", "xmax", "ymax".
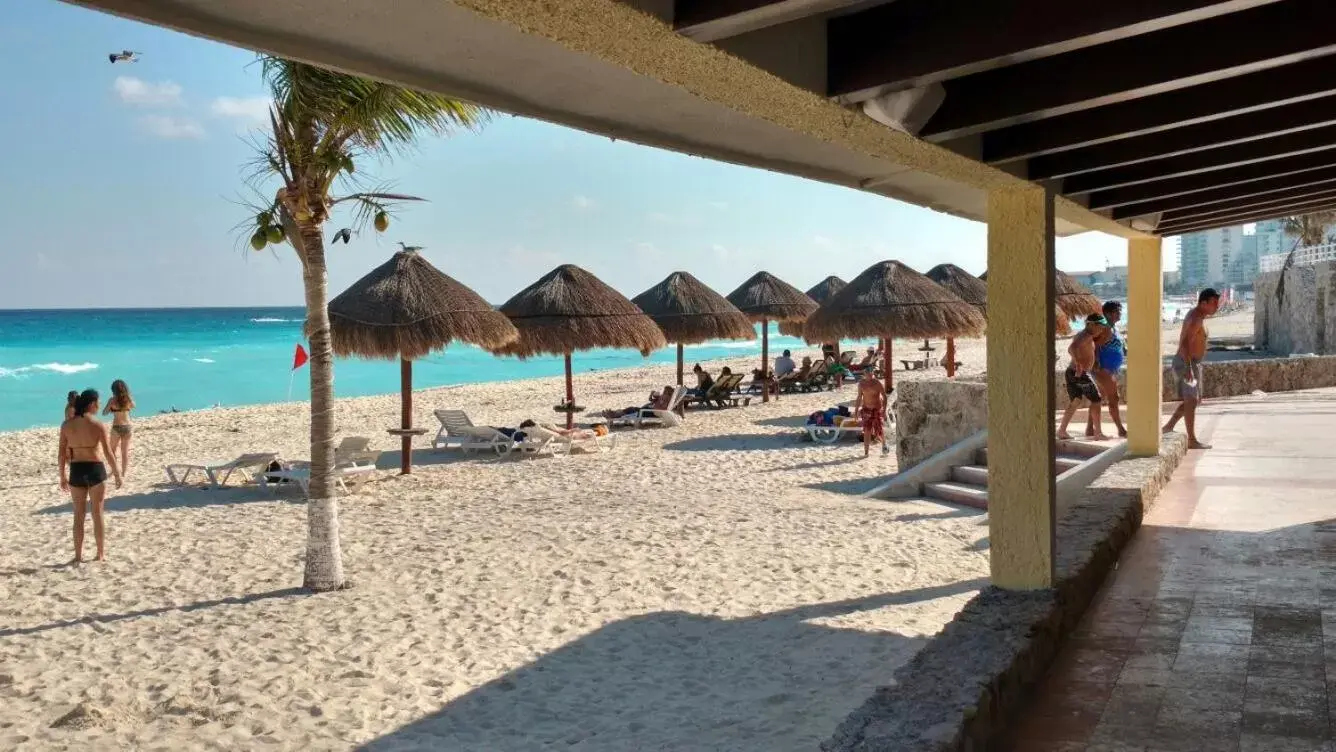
[
  {"xmin": 59, "ymin": 389, "xmax": 122, "ymax": 563},
  {"xmin": 103, "ymin": 379, "xmax": 135, "ymax": 478}
]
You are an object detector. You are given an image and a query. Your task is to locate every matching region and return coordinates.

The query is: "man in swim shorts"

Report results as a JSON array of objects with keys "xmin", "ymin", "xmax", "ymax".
[
  {"xmin": 853, "ymin": 368, "xmax": 889, "ymax": 458},
  {"xmin": 1163, "ymin": 288, "xmax": 1220, "ymax": 449},
  {"xmin": 1088, "ymin": 300, "xmax": 1127, "ymax": 438},
  {"xmin": 1059, "ymin": 314, "xmax": 1111, "ymax": 440}
]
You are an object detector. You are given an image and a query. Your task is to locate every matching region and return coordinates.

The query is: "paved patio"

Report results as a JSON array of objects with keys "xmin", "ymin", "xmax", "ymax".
[{"xmin": 1006, "ymin": 388, "xmax": 1336, "ymax": 752}]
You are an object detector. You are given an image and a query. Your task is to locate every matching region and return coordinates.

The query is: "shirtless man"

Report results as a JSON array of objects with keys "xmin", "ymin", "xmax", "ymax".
[
  {"xmin": 1059, "ymin": 314, "xmax": 1111, "ymax": 440},
  {"xmin": 1163, "ymin": 288, "xmax": 1221, "ymax": 449},
  {"xmin": 854, "ymin": 368, "xmax": 889, "ymax": 458}
]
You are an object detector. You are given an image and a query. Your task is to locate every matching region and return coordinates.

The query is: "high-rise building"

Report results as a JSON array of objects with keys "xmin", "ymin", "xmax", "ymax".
[
  {"xmin": 1254, "ymin": 219, "xmax": 1290, "ymax": 257},
  {"xmin": 1178, "ymin": 225, "xmax": 1242, "ymax": 287}
]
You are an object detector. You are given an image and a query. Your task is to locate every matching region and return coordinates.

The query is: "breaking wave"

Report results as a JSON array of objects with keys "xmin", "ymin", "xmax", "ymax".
[{"xmin": 0, "ymin": 362, "xmax": 100, "ymax": 378}]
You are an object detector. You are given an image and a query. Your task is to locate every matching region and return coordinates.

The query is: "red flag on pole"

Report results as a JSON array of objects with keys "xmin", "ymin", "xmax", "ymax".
[{"xmin": 292, "ymin": 344, "xmax": 309, "ymax": 371}]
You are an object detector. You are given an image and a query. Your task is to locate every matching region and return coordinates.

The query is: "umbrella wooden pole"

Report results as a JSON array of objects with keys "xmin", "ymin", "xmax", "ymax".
[
  {"xmin": 883, "ymin": 338, "xmax": 893, "ymax": 392},
  {"xmin": 676, "ymin": 342, "xmax": 684, "ymax": 387},
  {"xmin": 946, "ymin": 337, "xmax": 956, "ymax": 377},
  {"xmin": 761, "ymin": 319, "xmax": 770, "ymax": 403},
  {"xmin": 564, "ymin": 352, "xmax": 574, "ymax": 430},
  {"xmin": 400, "ymin": 357, "xmax": 412, "ymax": 475}
]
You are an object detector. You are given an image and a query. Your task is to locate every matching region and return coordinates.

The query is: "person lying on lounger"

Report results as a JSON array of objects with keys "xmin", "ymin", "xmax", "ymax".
[{"xmin": 595, "ymin": 386, "xmax": 674, "ymax": 420}]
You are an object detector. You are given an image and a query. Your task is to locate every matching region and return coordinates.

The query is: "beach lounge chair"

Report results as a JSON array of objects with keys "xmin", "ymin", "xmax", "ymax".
[
  {"xmin": 432, "ymin": 409, "xmax": 512, "ymax": 454},
  {"xmin": 610, "ymin": 387, "xmax": 687, "ymax": 428},
  {"xmin": 259, "ymin": 436, "xmax": 380, "ymax": 494},
  {"xmin": 806, "ymin": 417, "xmax": 864, "ymax": 444},
  {"xmin": 538, "ymin": 424, "xmax": 618, "ymax": 454},
  {"xmin": 683, "ymin": 374, "xmax": 750, "ymax": 409},
  {"xmin": 164, "ymin": 452, "xmax": 280, "ymax": 488}
]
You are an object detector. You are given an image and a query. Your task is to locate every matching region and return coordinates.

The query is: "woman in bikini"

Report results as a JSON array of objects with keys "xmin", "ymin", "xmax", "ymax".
[
  {"xmin": 64, "ymin": 390, "xmax": 78, "ymax": 421},
  {"xmin": 103, "ymin": 379, "xmax": 135, "ymax": 478},
  {"xmin": 59, "ymin": 388, "xmax": 122, "ymax": 563}
]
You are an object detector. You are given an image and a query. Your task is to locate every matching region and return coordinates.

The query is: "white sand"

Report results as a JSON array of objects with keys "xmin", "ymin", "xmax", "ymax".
[
  {"xmin": 0, "ymin": 310, "xmax": 1253, "ymax": 750},
  {"xmin": 0, "ymin": 348, "xmax": 991, "ymax": 751}
]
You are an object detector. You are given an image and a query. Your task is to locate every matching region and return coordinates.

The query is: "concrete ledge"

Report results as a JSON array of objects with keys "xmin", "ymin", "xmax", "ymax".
[
  {"xmin": 823, "ymin": 434, "xmax": 1188, "ymax": 752},
  {"xmin": 868, "ymin": 430, "xmax": 987, "ymax": 499},
  {"xmin": 1055, "ymin": 439, "xmax": 1127, "ymax": 514}
]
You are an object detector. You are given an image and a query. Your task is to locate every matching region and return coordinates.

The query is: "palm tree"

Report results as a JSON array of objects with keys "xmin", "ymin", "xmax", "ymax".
[
  {"xmin": 242, "ymin": 57, "xmax": 486, "ymax": 591},
  {"xmin": 1275, "ymin": 211, "xmax": 1336, "ymax": 308}
]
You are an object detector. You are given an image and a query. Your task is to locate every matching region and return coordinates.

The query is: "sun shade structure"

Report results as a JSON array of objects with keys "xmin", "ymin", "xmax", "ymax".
[
  {"xmin": 925, "ymin": 263, "xmax": 988, "ymax": 377},
  {"xmin": 778, "ymin": 276, "xmax": 847, "ymax": 338},
  {"xmin": 725, "ymin": 271, "xmax": 818, "ymax": 402},
  {"xmin": 329, "ymin": 249, "xmax": 518, "ymax": 473},
  {"xmin": 496, "ymin": 264, "xmax": 666, "ymax": 428},
  {"xmin": 631, "ymin": 271, "xmax": 755, "ymax": 387},
  {"xmin": 806, "ymin": 261, "xmax": 985, "ymax": 390}
]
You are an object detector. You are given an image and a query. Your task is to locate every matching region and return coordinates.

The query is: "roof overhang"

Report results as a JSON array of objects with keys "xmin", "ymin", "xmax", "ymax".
[{"xmin": 63, "ymin": 0, "xmax": 1152, "ymax": 239}]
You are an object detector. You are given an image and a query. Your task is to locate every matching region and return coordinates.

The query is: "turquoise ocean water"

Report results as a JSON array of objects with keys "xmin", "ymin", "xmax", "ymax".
[
  {"xmin": 0, "ymin": 307, "xmax": 878, "ymax": 432},
  {"xmin": 0, "ymin": 300, "xmax": 1175, "ymax": 432}
]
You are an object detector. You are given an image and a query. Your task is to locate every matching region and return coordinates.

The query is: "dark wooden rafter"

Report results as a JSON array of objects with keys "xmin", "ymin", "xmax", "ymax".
[
  {"xmin": 1026, "ymin": 94, "xmax": 1336, "ymax": 180},
  {"xmin": 1090, "ymin": 151, "xmax": 1336, "ymax": 211},
  {"xmin": 828, "ymin": 0, "xmax": 1283, "ymax": 103},
  {"xmin": 1109, "ymin": 167, "xmax": 1336, "ymax": 220},
  {"xmin": 913, "ymin": 0, "xmax": 1336, "ymax": 141},
  {"xmin": 1160, "ymin": 199, "xmax": 1336, "ymax": 234},
  {"xmin": 1160, "ymin": 184, "xmax": 1336, "ymax": 224},
  {"xmin": 674, "ymin": 0, "xmax": 882, "ymax": 42},
  {"xmin": 1061, "ymin": 122, "xmax": 1336, "ymax": 195}
]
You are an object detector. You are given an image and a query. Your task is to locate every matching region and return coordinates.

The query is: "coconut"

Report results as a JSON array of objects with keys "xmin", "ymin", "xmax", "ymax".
[
  {"xmin": 374, "ymin": 211, "xmax": 389, "ymax": 233},
  {"xmin": 250, "ymin": 231, "xmax": 267, "ymax": 251},
  {"xmin": 266, "ymin": 225, "xmax": 284, "ymax": 244}
]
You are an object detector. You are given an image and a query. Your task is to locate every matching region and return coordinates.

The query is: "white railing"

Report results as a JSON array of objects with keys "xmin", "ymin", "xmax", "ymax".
[{"xmin": 1260, "ymin": 242, "xmax": 1336, "ymax": 272}]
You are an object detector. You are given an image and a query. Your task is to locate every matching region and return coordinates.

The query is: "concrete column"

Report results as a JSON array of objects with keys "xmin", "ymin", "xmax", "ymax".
[
  {"xmin": 1127, "ymin": 236, "xmax": 1163, "ymax": 456},
  {"xmin": 986, "ymin": 185, "xmax": 1056, "ymax": 590}
]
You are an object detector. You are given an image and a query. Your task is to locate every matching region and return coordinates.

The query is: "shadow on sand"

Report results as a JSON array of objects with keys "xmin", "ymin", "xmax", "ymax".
[
  {"xmin": 662, "ymin": 432, "xmax": 814, "ymax": 453},
  {"xmin": 357, "ymin": 577, "xmax": 987, "ymax": 751},
  {"xmin": 0, "ymin": 587, "xmax": 305, "ymax": 638}
]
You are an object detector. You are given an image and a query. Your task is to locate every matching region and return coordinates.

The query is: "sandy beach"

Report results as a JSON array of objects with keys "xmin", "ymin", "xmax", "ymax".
[{"xmin": 0, "ymin": 308, "xmax": 1253, "ymax": 750}]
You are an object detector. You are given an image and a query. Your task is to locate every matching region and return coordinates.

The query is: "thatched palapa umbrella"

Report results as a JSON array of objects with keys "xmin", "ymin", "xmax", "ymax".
[
  {"xmin": 329, "ymin": 249, "xmax": 518, "ymax": 474},
  {"xmin": 979, "ymin": 269, "xmax": 1092, "ymax": 334},
  {"xmin": 496, "ymin": 264, "xmax": 666, "ymax": 428},
  {"xmin": 804, "ymin": 261, "xmax": 985, "ymax": 392},
  {"xmin": 926, "ymin": 263, "xmax": 987, "ymax": 377},
  {"xmin": 725, "ymin": 271, "xmax": 818, "ymax": 402},
  {"xmin": 778, "ymin": 276, "xmax": 847, "ymax": 338},
  {"xmin": 632, "ymin": 271, "xmax": 755, "ymax": 386}
]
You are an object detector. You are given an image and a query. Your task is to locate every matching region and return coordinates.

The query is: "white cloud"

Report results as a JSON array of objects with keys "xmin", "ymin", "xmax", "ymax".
[
  {"xmin": 711, "ymin": 243, "xmax": 730, "ymax": 260},
  {"xmin": 813, "ymin": 235, "xmax": 834, "ymax": 248},
  {"xmin": 210, "ymin": 96, "xmax": 271, "ymax": 124},
  {"xmin": 138, "ymin": 114, "xmax": 205, "ymax": 139},
  {"xmin": 113, "ymin": 76, "xmax": 183, "ymax": 107},
  {"xmin": 572, "ymin": 195, "xmax": 596, "ymax": 210},
  {"xmin": 633, "ymin": 241, "xmax": 662, "ymax": 262}
]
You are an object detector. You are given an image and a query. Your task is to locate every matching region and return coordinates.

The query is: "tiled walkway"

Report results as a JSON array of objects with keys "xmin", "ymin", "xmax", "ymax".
[{"xmin": 1007, "ymin": 390, "xmax": 1336, "ymax": 752}]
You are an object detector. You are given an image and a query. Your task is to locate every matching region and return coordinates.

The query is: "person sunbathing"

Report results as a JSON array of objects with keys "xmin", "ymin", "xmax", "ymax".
[
  {"xmin": 539, "ymin": 422, "xmax": 601, "ymax": 439},
  {"xmin": 778, "ymin": 356, "xmax": 813, "ymax": 386},
  {"xmin": 596, "ymin": 386, "xmax": 674, "ymax": 420}
]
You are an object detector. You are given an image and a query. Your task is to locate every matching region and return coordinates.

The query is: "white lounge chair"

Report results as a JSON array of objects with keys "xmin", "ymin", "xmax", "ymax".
[
  {"xmin": 610, "ymin": 387, "xmax": 687, "ymax": 429},
  {"xmin": 508, "ymin": 427, "xmax": 557, "ymax": 456},
  {"xmin": 164, "ymin": 452, "xmax": 280, "ymax": 488},
  {"xmin": 260, "ymin": 436, "xmax": 380, "ymax": 494},
  {"xmin": 432, "ymin": 409, "xmax": 511, "ymax": 454},
  {"xmin": 530, "ymin": 424, "xmax": 617, "ymax": 455},
  {"xmin": 806, "ymin": 418, "xmax": 864, "ymax": 444}
]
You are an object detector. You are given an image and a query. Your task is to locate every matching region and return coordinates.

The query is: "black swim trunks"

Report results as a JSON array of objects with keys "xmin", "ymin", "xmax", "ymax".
[
  {"xmin": 68, "ymin": 461, "xmax": 108, "ymax": 488},
  {"xmin": 1064, "ymin": 366, "xmax": 1102, "ymax": 404}
]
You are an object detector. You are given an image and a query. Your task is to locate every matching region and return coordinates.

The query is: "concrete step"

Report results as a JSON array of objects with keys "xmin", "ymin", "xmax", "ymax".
[
  {"xmin": 971, "ymin": 450, "xmax": 1087, "ymax": 474},
  {"xmin": 951, "ymin": 464, "xmax": 989, "ymax": 485},
  {"xmin": 924, "ymin": 481, "xmax": 989, "ymax": 510}
]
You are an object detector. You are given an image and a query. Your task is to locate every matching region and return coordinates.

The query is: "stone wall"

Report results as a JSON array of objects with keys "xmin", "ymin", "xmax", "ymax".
[
  {"xmin": 1254, "ymin": 261, "xmax": 1336, "ymax": 355},
  {"xmin": 1050, "ymin": 355, "xmax": 1336, "ymax": 410},
  {"xmin": 893, "ymin": 380, "xmax": 988, "ymax": 469}
]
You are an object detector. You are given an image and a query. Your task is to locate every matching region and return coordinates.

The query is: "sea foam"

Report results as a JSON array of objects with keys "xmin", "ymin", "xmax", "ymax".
[
  {"xmin": 0, "ymin": 362, "xmax": 100, "ymax": 378},
  {"xmin": 250, "ymin": 317, "xmax": 296, "ymax": 323}
]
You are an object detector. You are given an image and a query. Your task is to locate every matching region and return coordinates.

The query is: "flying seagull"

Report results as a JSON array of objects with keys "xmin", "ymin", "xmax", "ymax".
[
  {"xmin": 331, "ymin": 228, "xmax": 353, "ymax": 244},
  {"xmin": 108, "ymin": 50, "xmax": 141, "ymax": 63},
  {"xmin": 398, "ymin": 241, "xmax": 424, "ymax": 252}
]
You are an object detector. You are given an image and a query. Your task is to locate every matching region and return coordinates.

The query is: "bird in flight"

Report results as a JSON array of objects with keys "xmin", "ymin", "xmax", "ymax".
[
  {"xmin": 331, "ymin": 228, "xmax": 353, "ymax": 244},
  {"xmin": 108, "ymin": 50, "xmax": 141, "ymax": 63},
  {"xmin": 398, "ymin": 241, "xmax": 424, "ymax": 252}
]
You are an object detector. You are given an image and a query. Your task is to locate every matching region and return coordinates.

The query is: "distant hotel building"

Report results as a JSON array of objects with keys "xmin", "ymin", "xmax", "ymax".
[{"xmin": 1176, "ymin": 219, "xmax": 1289, "ymax": 289}]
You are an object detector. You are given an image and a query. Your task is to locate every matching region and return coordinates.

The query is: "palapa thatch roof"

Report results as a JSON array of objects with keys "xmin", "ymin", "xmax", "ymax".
[
  {"xmin": 725, "ymin": 271, "xmax": 819, "ymax": 323},
  {"xmin": 328, "ymin": 250, "xmax": 518, "ymax": 359},
  {"xmin": 494, "ymin": 264, "xmax": 666, "ymax": 357},
  {"xmin": 925, "ymin": 264, "xmax": 987, "ymax": 309},
  {"xmin": 631, "ymin": 271, "xmax": 755, "ymax": 345},
  {"xmin": 779, "ymin": 276, "xmax": 847, "ymax": 337},
  {"xmin": 1054, "ymin": 270, "xmax": 1104, "ymax": 319},
  {"xmin": 976, "ymin": 269, "xmax": 1088, "ymax": 336},
  {"xmin": 803, "ymin": 260, "xmax": 986, "ymax": 341}
]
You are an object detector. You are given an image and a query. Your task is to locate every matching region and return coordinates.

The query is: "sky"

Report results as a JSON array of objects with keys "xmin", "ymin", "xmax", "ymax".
[{"xmin": 0, "ymin": 1, "xmax": 1177, "ymax": 310}]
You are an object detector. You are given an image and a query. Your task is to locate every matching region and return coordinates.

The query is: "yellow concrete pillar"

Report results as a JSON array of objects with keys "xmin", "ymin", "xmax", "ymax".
[
  {"xmin": 1126, "ymin": 236, "xmax": 1163, "ymax": 456},
  {"xmin": 986, "ymin": 185, "xmax": 1056, "ymax": 590}
]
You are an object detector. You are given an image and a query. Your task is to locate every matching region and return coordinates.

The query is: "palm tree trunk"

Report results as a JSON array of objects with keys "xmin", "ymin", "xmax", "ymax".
[{"xmin": 296, "ymin": 221, "xmax": 346, "ymax": 592}]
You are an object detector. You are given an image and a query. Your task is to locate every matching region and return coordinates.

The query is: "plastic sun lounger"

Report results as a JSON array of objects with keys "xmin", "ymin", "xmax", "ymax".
[
  {"xmin": 526, "ymin": 425, "xmax": 618, "ymax": 455},
  {"xmin": 806, "ymin": 419, "xmax": 864, "ymax": 444},
  {"xmin": 164, "ymin": 452, "xmax": 280, "ymax": 488},
  {"xmin": 259, "ymin": 464, "xmax": 377, "ymax": 494},
  {"xmin": 433, "ymin": 409, "xmax": 512, "ymax": 454},
  {"xmin": 611, "ymin": 387, "xmax": 687, "ymax": 428}
]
